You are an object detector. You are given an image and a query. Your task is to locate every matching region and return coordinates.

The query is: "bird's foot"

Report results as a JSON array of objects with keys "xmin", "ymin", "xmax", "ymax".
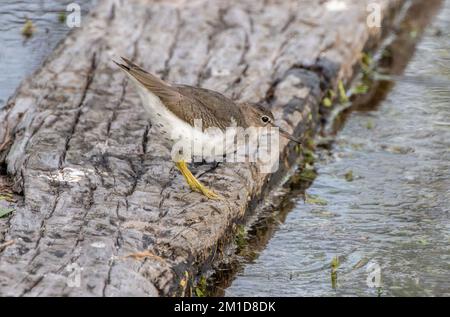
[
  {"xmin": 176, "ymin": 161, "xmax": 222, "ymax": 200},
  {"xmin": 189, "ymin": 181, "xmax": 221, "ymax": 200}
]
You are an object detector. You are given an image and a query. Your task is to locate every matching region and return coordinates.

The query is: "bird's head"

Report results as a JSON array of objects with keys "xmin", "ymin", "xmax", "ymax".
[{"xmin": 239, "ymin": 102, "xmax": 302, "ymax": 144}]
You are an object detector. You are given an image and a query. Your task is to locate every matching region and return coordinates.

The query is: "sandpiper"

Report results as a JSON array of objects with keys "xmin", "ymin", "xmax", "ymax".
[{"xmin": 114, "ymin": 57, "xmax": 300, "ymax": 199}]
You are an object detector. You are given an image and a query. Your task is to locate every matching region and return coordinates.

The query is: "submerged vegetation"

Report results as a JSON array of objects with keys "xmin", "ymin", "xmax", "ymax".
[
  {"xmin": 234, "ymin": 224, "xmax": 248, "ymax": 251},
  {"xmin": 305, "ymin": 194, "xmax": 328, "ymax": 206},
  {"xmin": 21, "ymin": 19, "xmax": 35, "ymax": 38},
  {"xmin": 331, "ymin": 256, "xmax": 340, "ymax": 289},
  {"xmin": 58, "ymin": 12, "xmax": 66, "ymax": 24},
  {"xmin": 344, "ymin": 170, "xmax": 354, "ymax": 182}
]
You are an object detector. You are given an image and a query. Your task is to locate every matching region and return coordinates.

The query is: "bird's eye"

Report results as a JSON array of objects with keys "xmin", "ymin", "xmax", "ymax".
[{"xmin": 261, "ymin": 116, "xmax": 270, "ymax": 123}]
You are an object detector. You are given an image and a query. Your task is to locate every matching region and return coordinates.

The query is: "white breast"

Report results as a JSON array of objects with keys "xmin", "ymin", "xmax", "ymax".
[{"xmin": 131, "ymin": 78, "xmax": 231, "ymax": 162}]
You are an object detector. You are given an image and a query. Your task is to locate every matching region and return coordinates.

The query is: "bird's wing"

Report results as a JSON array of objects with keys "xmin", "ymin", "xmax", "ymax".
[
  {"xmin": 114, "ymin": 57, "xmax": 182, "ymax": 105},
  {"xmin": 115, "ymin": 57, "xmax": 244, "ymax": 130},
  {"xmin": 174, "ymin": 85, "xmax": 245, "ymax": 130}
]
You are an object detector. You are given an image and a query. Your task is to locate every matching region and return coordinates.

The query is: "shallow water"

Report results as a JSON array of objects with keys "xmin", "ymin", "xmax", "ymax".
[
  {"xmin": 225, "ymin": 2, "xmax": 450, "ymax": 297},
  {"xmin": 0, "ymin": 0, "xmax": 94, "ymax": 107}
]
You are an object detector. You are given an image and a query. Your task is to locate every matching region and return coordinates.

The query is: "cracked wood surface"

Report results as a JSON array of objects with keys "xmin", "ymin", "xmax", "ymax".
[{"xmin": 0, "ymin": 0, "xmax": 402, "ymax": 296}]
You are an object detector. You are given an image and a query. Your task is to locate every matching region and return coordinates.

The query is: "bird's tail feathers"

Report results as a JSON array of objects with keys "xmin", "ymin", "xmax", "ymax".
[{"xmin": 113, "ymin": 56, "xmax": 178, "ymax": 102}]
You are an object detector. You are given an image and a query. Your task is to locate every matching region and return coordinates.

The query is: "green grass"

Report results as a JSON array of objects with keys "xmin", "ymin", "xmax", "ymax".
[
  {"xmin": 194, "ymin": 276, "xmax": 208, "ymax": 297},
  {"xmin": 352, "ymin": 82, "xmax": 370, "ymax": 95},
  {"xmin": 338, "ymin": 80, "xmax": 349, "ymax": 103},
  {"xmin": 0, "ymin": 208, "xmax": 14, "ymax": 218}
]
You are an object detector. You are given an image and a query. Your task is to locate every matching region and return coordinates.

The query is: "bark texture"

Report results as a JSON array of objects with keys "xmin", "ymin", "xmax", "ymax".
[{"xmin": 0, "ymin": 0, "xmax": 402, "ymax": 296}]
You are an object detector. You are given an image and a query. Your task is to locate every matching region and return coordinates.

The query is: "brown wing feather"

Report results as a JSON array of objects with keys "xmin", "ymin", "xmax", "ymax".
[
  {"xmin": 115, "ymin": 57, "xmax": 245, "ymax": 130},
  {"xmin": 174, "ymin": 85, "xmax": 246, "ymax": 130},
  {"xmin": 116, "ymin": 57, "xmax": 181, "ymax": 105}
]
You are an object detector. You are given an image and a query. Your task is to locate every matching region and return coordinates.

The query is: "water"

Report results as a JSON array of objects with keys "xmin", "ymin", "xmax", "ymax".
[
  {"xmin": 0, "ymin": 0, "xmax": 94, "ymax": 107},
  {"xmin": 224, "ymin": 1, "xmax": 450, "ymax": 296}
]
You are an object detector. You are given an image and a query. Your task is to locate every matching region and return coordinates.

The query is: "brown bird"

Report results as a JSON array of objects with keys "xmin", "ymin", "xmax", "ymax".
[{"xmin": 114, "ymin": 57, "xmax": 300, "ymax": 199}]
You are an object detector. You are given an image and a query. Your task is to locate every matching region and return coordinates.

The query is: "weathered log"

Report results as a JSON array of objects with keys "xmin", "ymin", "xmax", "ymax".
[{"xmin": 0, "ymin": 0, "xmax": 403, "ymax": 296}]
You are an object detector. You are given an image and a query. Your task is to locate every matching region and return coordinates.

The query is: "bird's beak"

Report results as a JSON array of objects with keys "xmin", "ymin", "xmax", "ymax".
[{"xmin": 272, "ymin": 125, "xmax": 302, "ymax": 144}]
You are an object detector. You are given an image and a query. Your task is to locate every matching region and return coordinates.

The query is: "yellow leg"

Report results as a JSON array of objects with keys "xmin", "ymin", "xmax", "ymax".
[{"xmin": 175, "ymin": 161, "xmax": 221, "ymax": 200}]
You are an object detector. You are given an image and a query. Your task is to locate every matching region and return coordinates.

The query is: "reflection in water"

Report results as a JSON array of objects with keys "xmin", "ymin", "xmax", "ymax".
[
  {"xmin": 0, "ymin": 0, "xmax": 94, "ymax": 107},
  {"xmin": 225, "ymin": 1, "xmax": 450, "ymax": 296}
]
